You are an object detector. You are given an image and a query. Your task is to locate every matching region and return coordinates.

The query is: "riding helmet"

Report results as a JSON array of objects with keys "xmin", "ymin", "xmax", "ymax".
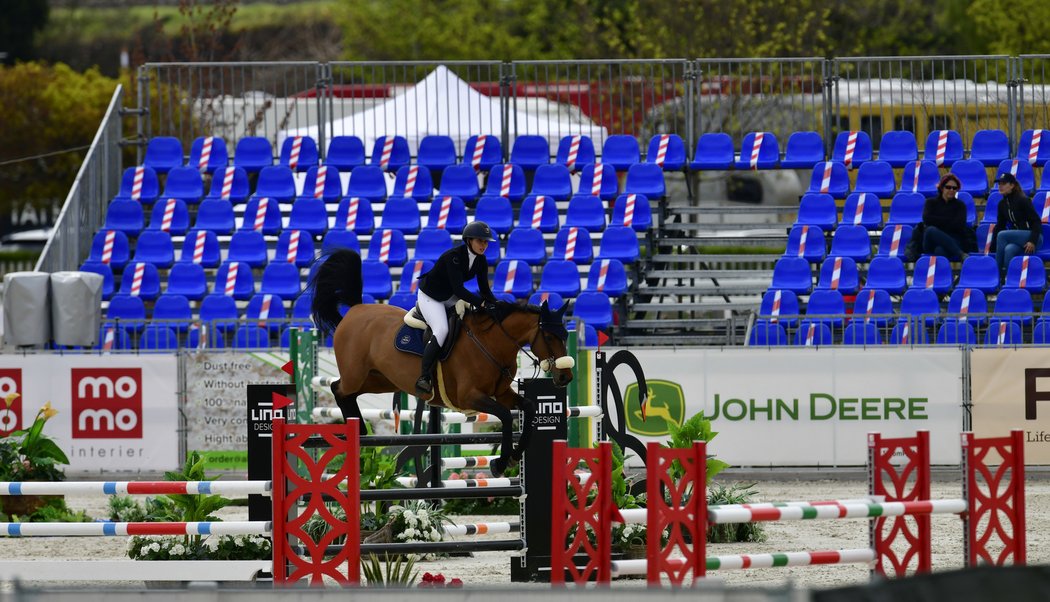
[{"xmin": 462, "ymin": 221, "xmax": 496, "ymax": 242}]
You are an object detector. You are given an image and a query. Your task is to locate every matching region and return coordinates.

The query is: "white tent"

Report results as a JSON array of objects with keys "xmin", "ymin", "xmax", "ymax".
[{"xmin": 282, "ymin": 65, "xmax": 608, "ymax": 156}]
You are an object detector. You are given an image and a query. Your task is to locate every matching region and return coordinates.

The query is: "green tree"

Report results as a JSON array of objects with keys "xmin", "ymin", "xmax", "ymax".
[
  {"xmin": 0, "ymin": 0, "xmax": 50, "ymax": 64},
  {"xmin": 968, "ymin": 0, "xmax": 1050, "ymax": 55}
]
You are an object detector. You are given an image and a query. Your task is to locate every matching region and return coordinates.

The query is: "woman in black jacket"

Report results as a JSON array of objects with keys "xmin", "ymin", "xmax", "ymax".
[
  {"xmin": 414, "ymin": 221, "xmax": 498, "ymax": 396},
  {"xmin": 994, "ymin": 171, "xmax": 1042, "ymax": 273},
  {"xmin": 921, "ymin": 173, "xmax": 974, "ymax": 261}
]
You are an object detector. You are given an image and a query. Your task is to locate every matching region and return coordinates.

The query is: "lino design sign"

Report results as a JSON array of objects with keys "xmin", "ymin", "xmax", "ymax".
[{"xmin": 624, "ymin": 380, "xmax": 685, "ymax": 436}]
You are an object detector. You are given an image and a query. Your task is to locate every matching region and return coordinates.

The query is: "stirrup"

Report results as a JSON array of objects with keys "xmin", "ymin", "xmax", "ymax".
[{"xmin": 415, "ymin": 376, "xmax": 433, "ymax": 396}]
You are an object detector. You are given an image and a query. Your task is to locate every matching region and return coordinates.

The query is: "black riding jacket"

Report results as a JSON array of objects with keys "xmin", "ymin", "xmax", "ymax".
[
  {"xmin": 995, "ymin": 190, "xmax": 1042, "ymax": 245},
  {"xmin": 417, "ymin": 243, "xmax": 496, "ymax": 307}
]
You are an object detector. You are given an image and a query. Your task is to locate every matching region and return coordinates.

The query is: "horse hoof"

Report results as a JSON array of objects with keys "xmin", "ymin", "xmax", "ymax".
[{"xmin": 491, "ymin": 457, "xmax": 508, "ymax": 478}]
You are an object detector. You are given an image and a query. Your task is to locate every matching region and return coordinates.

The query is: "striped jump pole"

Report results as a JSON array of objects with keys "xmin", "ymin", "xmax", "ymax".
[
  {"xmin": 0, "ymin": 481, "xmax": 272, "ymax": 497},
  {"xmin": 708, "ymin": 498, "xmax": 876, "ymax": 510},
  {"xmin": 443, "ymin": 522, "xmax": 519, "ymax": 536},
  {"xmin": 440, "ymin": 456, "xmax": 500, "ymax": 469},
  {"xmin": 709, "ymin": 499, "xmax": 968, "ymax": 524},
  {"xmin": 3, "ymin": 521, "xmax": 271, "ymax": 537},
  {"xmin": 395, "ymin": 476, "xmax": 518, "ymax": 488},
  {"xmin": 314, "ymin": 405, "xmax": 602, "ymax": 424},
  {"xmin": 610, "ymin": 548, "xmax": 876, "ymax": 576}
]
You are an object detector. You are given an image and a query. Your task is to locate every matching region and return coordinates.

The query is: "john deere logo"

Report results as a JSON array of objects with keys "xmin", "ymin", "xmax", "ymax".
[{"xmin": 624, "ymin": 380, "xmax": 685, "ymax": 436}]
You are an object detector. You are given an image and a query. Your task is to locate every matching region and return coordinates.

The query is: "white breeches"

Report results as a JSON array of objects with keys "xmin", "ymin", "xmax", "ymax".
[{"xmin": 417, "ymin": 290, "xmax": 457, "ymax": 345}]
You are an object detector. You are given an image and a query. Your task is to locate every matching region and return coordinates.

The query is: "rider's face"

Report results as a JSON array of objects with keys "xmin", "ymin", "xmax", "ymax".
[{"xmin": 468, "ymin": 238, "xmax": 489, "ymax": 255}]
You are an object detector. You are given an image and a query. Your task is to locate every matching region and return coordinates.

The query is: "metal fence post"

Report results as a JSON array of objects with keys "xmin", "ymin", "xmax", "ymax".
[{"xmin": 500, "ymin": 62, "xmax": 514, "ymax": 161}]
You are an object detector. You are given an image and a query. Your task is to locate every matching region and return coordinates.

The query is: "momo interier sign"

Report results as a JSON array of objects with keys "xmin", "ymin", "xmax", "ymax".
[{"xmin": 0, "ymin": 355, "xmax": 178, "ymax": 474}]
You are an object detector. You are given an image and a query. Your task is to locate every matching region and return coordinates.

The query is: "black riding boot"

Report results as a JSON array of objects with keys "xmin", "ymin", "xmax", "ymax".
[{"xmin": 415, "ymin": 337, "xmax": 442, "ymax": 397}]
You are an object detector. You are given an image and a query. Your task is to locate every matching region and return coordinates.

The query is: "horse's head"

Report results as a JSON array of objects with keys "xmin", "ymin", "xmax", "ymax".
[{"xmin": 534, "ymin": 301, "xmax": 575, "ymax": 387}]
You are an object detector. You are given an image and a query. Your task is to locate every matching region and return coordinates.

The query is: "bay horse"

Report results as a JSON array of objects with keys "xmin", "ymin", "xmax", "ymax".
[{"xmin": 306, "ymin": 249, "xmax": 575, "ymax": 477}]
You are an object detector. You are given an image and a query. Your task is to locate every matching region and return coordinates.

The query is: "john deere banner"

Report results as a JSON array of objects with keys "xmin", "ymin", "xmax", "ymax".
[
  {"xmin": 971, "ymin": 348, "xmax": 1050, "ymax": 464},
  {"xmin": 601, "ymin": 348, "xmax": 964, "ymax": 466}
]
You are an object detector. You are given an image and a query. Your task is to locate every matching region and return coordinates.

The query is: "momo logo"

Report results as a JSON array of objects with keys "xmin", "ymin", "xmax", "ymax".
[
  {"xmin": 0, "ymin": 369, "xmax": 22, "ymax": 436},
  {"xmin": 624, "ymin": 380, "xmax": 686, "ymax": 436},
  {"xmin": 71, "ymin": 368, "xmax": 142, "ymax": 438}
]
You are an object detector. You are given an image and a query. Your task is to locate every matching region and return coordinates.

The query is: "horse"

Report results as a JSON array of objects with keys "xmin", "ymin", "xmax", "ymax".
[{"xmin": 306, "ymin": 249, "xmax": 576, "ymax": 477}]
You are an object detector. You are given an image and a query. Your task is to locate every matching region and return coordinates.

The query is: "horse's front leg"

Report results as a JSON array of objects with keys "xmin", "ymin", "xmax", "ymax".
[
  {"xmin": 495, "ymin": 388, "xmax": 532, "ymax": 465},
  {"xmin": 474, "ymin": 396, "xmax": 516, "ymax": 478}
]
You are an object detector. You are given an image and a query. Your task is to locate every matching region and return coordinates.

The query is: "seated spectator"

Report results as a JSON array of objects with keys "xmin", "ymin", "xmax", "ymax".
[
  {"xmin": 919, "ymin": 174, "xmax": 975, "ymax": 261},
  {"xmin": 993, "ymin": 171, "xmax": 1042, "ymax": 274}
]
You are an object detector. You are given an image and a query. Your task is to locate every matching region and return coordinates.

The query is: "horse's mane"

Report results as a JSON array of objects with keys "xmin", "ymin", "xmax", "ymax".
[{"xmin": 469, "ymin": 300, "xmax": 568, "ymax": 339}]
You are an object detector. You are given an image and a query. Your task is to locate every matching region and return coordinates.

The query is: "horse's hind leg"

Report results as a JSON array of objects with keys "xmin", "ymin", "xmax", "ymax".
[
  {"xmin": 475, "ymin": 397, "xmax": 516, "ymax": 478},
  {"xmin": 329, "ymin": 379, "xmax": 363, "ymax": 423}
]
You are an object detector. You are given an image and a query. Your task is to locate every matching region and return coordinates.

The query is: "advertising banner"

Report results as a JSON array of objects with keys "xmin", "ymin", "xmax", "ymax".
[
  {"xmin": 971, "ymin": 348, "xmax": 1050, "ymax": 464},
  {"xmin": 0, "ymin": 354, "xmax": 178, "ymax": 475},
  {"xmin": 602, "ymin": 348, "xmax": 964, "ymax": 466}
]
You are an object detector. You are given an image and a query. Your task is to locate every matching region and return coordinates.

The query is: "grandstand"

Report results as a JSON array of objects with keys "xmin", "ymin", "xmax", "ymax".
[{"xmin": 33, "ymin": 57, "xmax": 1050, "ymax": 349}]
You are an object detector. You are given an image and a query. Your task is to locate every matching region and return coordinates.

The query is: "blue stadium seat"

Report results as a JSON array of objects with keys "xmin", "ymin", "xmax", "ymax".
[
  {"xmin": 152, "ymin": 294, "xmax": 193, "ymax": 333},
  {"xmin": 898, "ymin": 160, "xmax": 941, "ymax": 196},
  {"xmin": 396, "ymin": 260, "xmax": 432, "ymax": 296},
  {"xmin": 117, "ymin": 262, "xmax": 161, "ymax": 300},
  {"xmin": 392, "ymin": 165, "xmax": 434, "ymax": 201},
  {"xmin": 984, "ymin": 319, "xmax": 1024, "ymax": 346},
  {"xmin": 769, "ymin": 257, "xmax": 812, "ymax": 295},
  {"xmin": 279, "ymin": 135, "xmax": 319, "ymax": 172},
  {"xmin": 439, "ymin": 164, "xmax": 481, "ymax": 203},
  {"xmin": 585, "ymin": 258, "xmax": 627, "ymax": 297},
  {"xmin": 970, "ymin": 130, "xmax": 1010, "ymax": 167},
  {"xmin": 300, "ymin": 165, "xmax": 344, "ymax": 202},
  {"xmin": 510, "ymin": 135, "xmax": 551, "ymax": 170},
  {"xmin": 758, "ymin": 289, "xmax": 799, "ymax": 327},
  {"xmin": 417, "ymin": 135, "xmax": 458, "ymax": 175},
  {"xmin": 531, "ymin": 164, "xmax": 573, "ymax": 201},
  {"xmin": 748, "ymin": 321, "xmax": 789, "ymax": 346},
  {"xmin": 1033, "ymin": 319, "xmax": 1050, "ymax": 345},
  {"xmin": 792, "ymin": 320, "xmax": 834, "ymax": 346},
  {"xmin": 518, "ymin": 195, "xmax": 560, "ymax": 233},
  {"xmin": 200, "ymin": 293, "xmax": 240, "ymax": 332},
  {"xmin": 1034, "ymin": 192, "xmax": 1050, "ymax": 223},
  {"xmin": 899, "ymin": 288, "xmax": 941, "ymax": 326},
  {"xmin": 779, "ymin": 131, "xmax": 824, "ymax": 169},
  {"xmin": 596, "ymin": 226, "xmax": 639, "ymax": 265},
  {"xmin": 474, "ymin": 196, "xmax": 514, "ymax": 235},
  {"xmin": 876, "ymin": 224, "xmax": 913, "ymax": 259},
  {"xmin": 795, "ymin": 193, "xmax": 837, "ymax": 231},
  {"xmin": 361, "ymin": 259, "xmax": 392, "ymax": 299},
  {"xmin": 346, "ymin": 165, "xmax": 388, "ymax": 202},
  {"xmin": 1005, "ymin": 255, "xmax": 1046, "ymax": 292},
  {"xmin": 87, "ymin": 229, "xmax": 130, "ymax": 272},
  {"xmin": 325, "ymin": 136, "xmax": 366, "ymax": 172},
  {"xmin": 831, "ymin": 131, "xmax": 873, "ymax": 168},
  {"xmin": 556, "ymin": 135, "xmax": 596, "ymax": 172},
  {"xmin": 165, "ymin": 262, "xmax": 208, "ymax": 301},
  {"xmin": 805, "ymin": 289, "xmax": 846, "ymax": 327},
  {"xmin": 996, "ymin": 159, "xmax": 1037, "ymax": 194},
  {"xmin": 414, "ymin": 228, "xmax": 453, "ymax": 261},
  {"xmin": 828, "ymin": 224, "xmax": 872, "ymax": 262},
  {"xmin": 578, "ymin": 162, "xmax": 619, "ymax": 200},
  {"xmin": 233, "ymin": 325, "xmax": 272, "ymax": 349},
  {"xmin": 387, "ymin": 290, "xmax": 417, "ymax": 311},
  {"xmin": 1017, "ymin": 129, "xmax": 1050, "ymax": 167},
  {"xmin": 425, "ymin": 195, "xmax": 467, "ymax": 233},
  {"xmin": 784, "ymin": 225, "xmax": 827, "ymax": 263},
  {"xmin": 204, "ymin": 166, "xmax": 250, "ymax": 203},
  {"xmin": 104, "ymin": 199, "xmax": 144, "ymax": 236},
  {"xmin": 950, "ymin": 159, "xmax": 990, "ymax": 197},
  {"xmin": 957, "ymin": 255, "xmax": 1001, "ymax": 294},
  {"xmin": 233, "ymin": 136, "xmax": 274, "ymax": 174},
  {"xmin": 572, "ymin": 291, "xmax": 613, "ymax": 330},
  {"xmin": 144, "ymin": 136, "xmax": 184, "ymax": 174},
  {"xmin": 367, "ymin": 229, "xmax": 408, "ymax": 266},
  {"xmin": 552, "ymin": 226, "xmax": 594, "ymax": 264},
  {"xmin": 483, "ymin": 237, "xmax": 502, "ymax": 264},
  {"xmin": 624, "ymin": 163, "xmax": 666, "ymax": 198},
  {"xmin": 911, "ymin": 255, "xmax": 953, "ymax": 295},
  {"xmin": 187, "ymin": 136, "xmax": 228, "ymax": 174},
  {"xmin": 260, "ymin": 263, "xmax": 301, "ymax": 299},
  {"xmin": 483, "ymin": 164, "xmax": 527, "ymax": 202},
  {"xmin": 878, "ymin": 131, "xmax": 918, "ymax": 167},
  {"xmin": 980, "ymin": 192, "xmax": 1002, "ymax": 225},
  {"xmin": 601, "ymin": 135, "xmax": 640, "ymax": 171},
  {"xmin": 852, "ymin": 161, "xmax": 896, "ymax": 199},
  {"xmin": 734, "ymin": 132, "xmax": 779, "ymax": 170},
  {"xmin": 841, "ymin": 193, "xmax": 884, "ymax": 230},
  {"xmin": 815, "ymin": 256, "xmax": 859, "ymax": 294},
  {"xmin": 889, "ymin": 320, "xmax": 929, "ymax": 345},
  {"xmin": 334, "ymin": 196, "xmax": 376, "ymax": 234},
  {"xmin": 806, "ymin": 162, "xmax": 850, "ymax": 199},
  {"xmin": 107, "ymin": 294, "xmax": 147, "ymax": 332},
  {"xmin": 321, "ymin": 230, "xmax": 362, "ymax": 255},
  {"xmin": 140, "ymin": 324, "xmax": 179, "ymax": 351},
  {"xmin": 146, "ymin": 197, "xmax": 190, "ymax": 236},
  {"xmin": 565, "ymin": 195, "xmax": 606, "ymax": 232},
  {"xmin": 378, "ymin": 196, "xmax": 421, "ymax": 234},
  {"xmin": 114, "ymin": 166, "xmax": 160, "ymax": 203},
  {"xmin": 645, "ymin": 134, "xmax": 686, "ymax": 170},
  {"xmin": 610, "ymin": 193, "xmax": 651, "ymax": 232},
  {"xmin": 864, "ymin": 256, "xmax": 906, "ymax": 294},
  {"xmin": 923, "ymin": 130, "xmax": 963, "ymax": 167},
  {"xmin": 370, "ymin": 135, "xmax": 410, "ymax": 172},
  {"xmin": 959, "ymin": 191, "xmax": 977, "ymax": 226},
  {"xmin": 179, "ymin": 229, "xmax": 221, "ymax": 268},
  {"xmin": 504, "ymin": 228, "xmax": 547, "ymax": 266},
  {"xmin": 133, "ymin": 230, "xmax": 175, "ymax": 269},
  {"xmin": 255, "ymin": 166, "xmax": 297, "ymax": 203},
  {"xmin": 493, "ymin": 259, "xmax": 534, "ymax": 299},
  {"xmin": 464, "ymin": 134, "xmax": 503, "ymax": 172},
  {"xmin": 936, "ymin": 319, "xmax": 977, "ymax": 345},
  {"xmin": 689, "ymin": 133, "xmax": 734, "ymax": 170},
  {"xmin": 947, "ymin": 288, "xmax": 988, "ymax": 327},
  {"xmin": 80, "ymin": 261, "xmax": 114, "ymax": 300},
  {"xmin": 239, "ymin": 196, "xmax": 282, "ymax": 235},
  {"xmin": 886, "ymin": 193, "xmax": 925, "ymax": 227},
  {"xmin": 162, "ymin": 167, "xmax": 204, "ymax": 204},
  {"xmin": 525, "ymin": 292, "xmax": 562, "ymax": 312},
  {"xmin": 274, "ymin": 230, "xmax": 315, "ymax": 267},
  {"xmin": 842, "ymin": 321, "xmax": 882, "ymax": 345},
  {"xmin": 225, "ymin": 230, "xmax": 267, "ymax": 270},
  {"xmin": 852, "ymin": 288, "xmax": 894, "ymax": 326}
]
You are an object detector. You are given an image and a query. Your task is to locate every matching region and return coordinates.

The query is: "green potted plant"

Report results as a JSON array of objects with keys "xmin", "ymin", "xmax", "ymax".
[{"xmin": 0, "ymin": 396, "xmax": 71, "ymax": 517}]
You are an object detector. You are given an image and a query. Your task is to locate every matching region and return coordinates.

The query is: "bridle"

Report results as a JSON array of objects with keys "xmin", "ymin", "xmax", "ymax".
[{"xmin": 463, "ymin": 308, "xmax": 574, "ymax": 394}]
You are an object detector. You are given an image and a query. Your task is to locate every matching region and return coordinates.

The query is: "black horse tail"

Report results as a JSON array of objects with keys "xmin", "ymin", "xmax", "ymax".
[{"xmin": 306, "ymin": 250, "xmax": 362, "ymax": 336}]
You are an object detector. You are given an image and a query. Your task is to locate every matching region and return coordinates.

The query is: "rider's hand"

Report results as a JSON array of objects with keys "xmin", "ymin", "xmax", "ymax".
[{"xmin": 1025, "ymin": 242, "xmax": 1036, "ymax": 254}]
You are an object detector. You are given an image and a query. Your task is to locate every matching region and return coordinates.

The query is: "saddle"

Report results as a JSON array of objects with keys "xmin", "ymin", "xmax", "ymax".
[{"xmin": 393, "ymin": 302, "xmax": 467, "ymax": 360}]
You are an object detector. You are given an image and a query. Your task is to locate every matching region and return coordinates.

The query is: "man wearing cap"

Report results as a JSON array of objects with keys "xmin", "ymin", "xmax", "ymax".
[{"xmin": 993, "ymin": 172, "xmax": 1041, "ymax": 274}]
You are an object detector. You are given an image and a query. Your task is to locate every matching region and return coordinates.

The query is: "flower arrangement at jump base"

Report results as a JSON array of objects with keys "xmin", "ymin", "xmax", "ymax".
[
  {"xmin": 0, "ymin": 396, "xmax": 69, "ymax": 483},
  {"xmin": 419, "ymin": 572, "xmax": 463, "ymax": 588},
  {"xmin": 388, "ymin": 499, "xmax": 452, "ymax": 544}
]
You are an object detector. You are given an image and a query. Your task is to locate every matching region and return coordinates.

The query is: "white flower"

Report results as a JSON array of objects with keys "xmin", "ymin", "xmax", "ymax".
[
  {"xmin": 235, "ymin": 537, "xmax": 244, "ymax": 547},
  {"xmin": 403, "ymin": 528, "xmax": 417, "ymax": 539},
  {"xmin": 429, "ymin": 529, "xmax": 440, "ymax": 541},
  {"xmin": 170, "ymin": 544, "xmax": 186, "ymax": 556}
]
